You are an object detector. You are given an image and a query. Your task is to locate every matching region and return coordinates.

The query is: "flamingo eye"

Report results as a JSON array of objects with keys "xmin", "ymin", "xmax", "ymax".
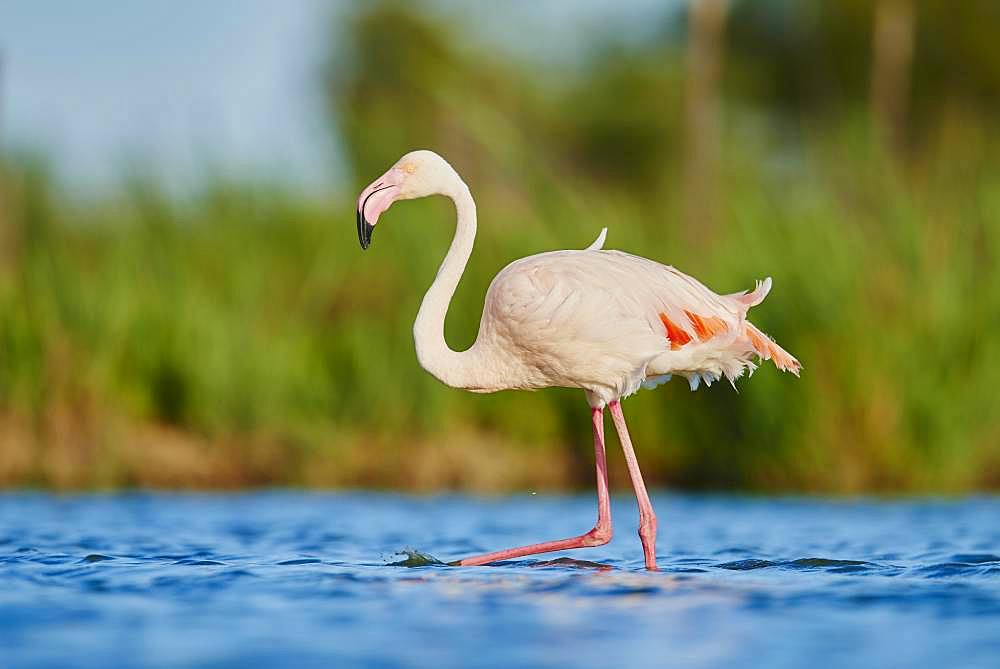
[{"xmin": 403, "ymin": 163, "xmax": 417, "ymax": 175}]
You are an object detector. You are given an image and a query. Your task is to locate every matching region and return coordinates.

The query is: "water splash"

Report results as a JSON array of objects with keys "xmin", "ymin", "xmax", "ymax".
[{"xmin": 388, "ymin": 549, "xmax": 447, "ymax": 567}]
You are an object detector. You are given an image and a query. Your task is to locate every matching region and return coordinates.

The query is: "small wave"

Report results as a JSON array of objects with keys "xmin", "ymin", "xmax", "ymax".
[
  {"xmin": 30, "ymin": 554, "xmax": 76, "ymax": 565},
  {"xmin": 718, "ymin": 557, "xmax": 877, "ymax": 573},
  {"xmin": 528, "ymin": 557, "xmax": 613, "ymax": 570},
  {"xmin": 786, "ymin": 558, "xmax": 869, "ymax": 569},
  {"xmin": 950, "ymin": 554, "xmax": 1000, "ymax": 564},
  {"xmin": 915, "ymin": 563, "xmax": 985, "ymax": 578},
  {"xmin": 80, "ymin": 554, "xmax": 115, "ymax": 563},
  {"xmin": 717, "ymin": 558, "xmax": 777, "ymax": 570}
]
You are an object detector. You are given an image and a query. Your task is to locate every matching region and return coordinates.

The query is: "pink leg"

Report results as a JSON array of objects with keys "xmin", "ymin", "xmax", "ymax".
[
  {"xmin": 608, "ymin": 400, "xmax": 658, "ymax": 571},
  {"xmin": 455, "ymin": 407, "xmax": 612, "ymax": 567}
]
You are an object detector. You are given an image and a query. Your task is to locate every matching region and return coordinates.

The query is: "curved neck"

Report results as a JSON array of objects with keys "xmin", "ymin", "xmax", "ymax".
[{"xmin": 413, "ymin": 183, "xmax": 490, "ymax": 390}]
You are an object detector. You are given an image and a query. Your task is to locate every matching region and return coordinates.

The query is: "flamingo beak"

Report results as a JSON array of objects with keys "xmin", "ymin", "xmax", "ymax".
[
  {"xmin": 357, "ymin": 209, "xmax": 374, "ymax": 250},
  {"xmin": 355, "ymin": 170, "xmax": 405, "ymax": 250}
]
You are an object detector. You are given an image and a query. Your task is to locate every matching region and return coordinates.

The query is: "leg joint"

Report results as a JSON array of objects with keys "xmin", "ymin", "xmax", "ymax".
[
  {"xmin": 638, "ymin": 513, "xmax": 657, "ymax": 538},
  {"xmin": 582, "ymin": 525, "xmax": 613, "ymax": 546}
]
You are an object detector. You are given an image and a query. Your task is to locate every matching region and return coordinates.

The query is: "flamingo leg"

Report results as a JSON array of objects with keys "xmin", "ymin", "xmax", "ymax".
[
  {"xmin": 454, "ymin": 407, "xmax": 612, "ymax": 567},
  {"xmin": 608, "ymin": 400, "xmax": 658, "ymax": 570}
]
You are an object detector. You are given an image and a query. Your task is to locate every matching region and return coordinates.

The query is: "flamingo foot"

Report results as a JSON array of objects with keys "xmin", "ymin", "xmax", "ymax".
[
  {"xmin": 452, "ymin": 406, "xmax": 613, "ymax": 567},
  {"xmin": 451, "ymin": 526, "xmax": 612, "ymax": 567}
]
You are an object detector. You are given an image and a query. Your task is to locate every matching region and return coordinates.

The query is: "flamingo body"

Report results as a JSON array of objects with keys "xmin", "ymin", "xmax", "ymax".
[
  {"xmin": 355, "ymin": 149, "xmax": 800, "ymax": 570},
  {"xmin": 476, "ymin": 233, "xmax": 799, "ymax": 407}
]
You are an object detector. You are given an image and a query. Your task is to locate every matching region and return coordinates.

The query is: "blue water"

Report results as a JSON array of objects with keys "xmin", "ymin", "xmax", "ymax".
[{"xmin": 2, "ymin": 493, "xmax": 999, "ymax": 669}]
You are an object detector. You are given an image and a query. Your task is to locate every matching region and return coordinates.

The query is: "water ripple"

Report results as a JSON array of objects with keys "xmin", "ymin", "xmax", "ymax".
[
  {"xmin": 717, "ymin": 558, "xmax": 777, "ymax": 570},
  {"xmin": 0, "ymin": 492, "xmax": 998, "ymax": 669}
]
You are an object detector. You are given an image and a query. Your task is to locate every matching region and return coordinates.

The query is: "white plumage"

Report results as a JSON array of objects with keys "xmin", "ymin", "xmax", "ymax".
[
  {"xmin": 477, "ymin": 239, "xmax": 794, "ymax": 406},
  {"xmin": 356, "ymin": 149, "xmax": 801, "ymax": 570}
]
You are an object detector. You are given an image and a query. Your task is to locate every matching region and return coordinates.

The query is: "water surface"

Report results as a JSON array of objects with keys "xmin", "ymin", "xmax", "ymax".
[{"xmin": 2, "ymin": 492, "xmax": 999, "ymax": 668}]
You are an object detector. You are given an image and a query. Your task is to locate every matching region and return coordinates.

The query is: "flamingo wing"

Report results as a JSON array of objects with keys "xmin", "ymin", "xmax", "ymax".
[{"xmin": 481, "ymin": 247, "xmax": 780, "ymax": 401}]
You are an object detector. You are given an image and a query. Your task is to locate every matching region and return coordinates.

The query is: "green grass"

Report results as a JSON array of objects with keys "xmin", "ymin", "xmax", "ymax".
[
  {"xmin": 1, "ymin": 113, "xmax": 999, "ymax": 492},
  {"xmin": 2, "ymin": 2, "xmax": 999, "ymax": 491}
]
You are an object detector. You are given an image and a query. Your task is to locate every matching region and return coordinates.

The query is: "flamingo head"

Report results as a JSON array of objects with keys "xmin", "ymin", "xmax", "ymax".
[{"xmin": 355, "ymin": 150, "xmax": 460, "ymax": 250}]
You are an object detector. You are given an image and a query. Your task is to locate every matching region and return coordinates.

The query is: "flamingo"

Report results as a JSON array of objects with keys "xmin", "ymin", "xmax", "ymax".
[{"xmin": 356, "ymin": 150, "xmax": 800, "ymax": 571}]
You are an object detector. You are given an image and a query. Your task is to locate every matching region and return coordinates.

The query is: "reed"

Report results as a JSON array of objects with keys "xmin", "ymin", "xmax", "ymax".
[{"xmin": 1, "ymin": 2, "xmax": 998, "ymax": 491}]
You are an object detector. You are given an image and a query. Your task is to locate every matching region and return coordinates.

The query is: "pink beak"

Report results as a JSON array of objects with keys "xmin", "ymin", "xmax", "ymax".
[{"xmin": 356, "ymin": 168, "xmax": 404, "ymax": 250}]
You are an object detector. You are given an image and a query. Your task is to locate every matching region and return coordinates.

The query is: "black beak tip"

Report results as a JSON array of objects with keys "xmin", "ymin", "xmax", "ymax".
[{"xmin": 356, "ymin": 209, "xmax": 374, "ymax": 250}]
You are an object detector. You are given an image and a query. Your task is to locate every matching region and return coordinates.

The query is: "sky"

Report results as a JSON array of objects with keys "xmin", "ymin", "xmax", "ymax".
[{"xmin": 0, "ymin": 1, "xmax": 672, "ymax": 196}]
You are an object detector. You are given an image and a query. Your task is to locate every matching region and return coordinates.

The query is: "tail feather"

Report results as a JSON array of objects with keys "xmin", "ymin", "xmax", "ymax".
[
  {"xmin": 728, "ymin": 277, "xmax": 772, "ymax": 309},
  {"xmin": 745, "ymin": 323, "xmax": 801, "ymax": 376},
  {"xmin": 585, "ymin": 227, "xmax": 608, "ymax": 251}
]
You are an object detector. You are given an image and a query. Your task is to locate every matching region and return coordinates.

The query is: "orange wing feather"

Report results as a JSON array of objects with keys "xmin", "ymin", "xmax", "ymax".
[
  {"xmin": 684, "ymin": 310, "xmax": 729, "ymax": 341},
  {"xmin": 658, "ymin": 313, "xmax": 692, "ymax": 350}
]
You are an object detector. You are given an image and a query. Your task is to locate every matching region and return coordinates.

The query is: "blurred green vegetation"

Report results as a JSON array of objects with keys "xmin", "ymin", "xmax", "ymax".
[{"xmin": 1, "ymin": 1, "xmax": 999, "ymax": 492}]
